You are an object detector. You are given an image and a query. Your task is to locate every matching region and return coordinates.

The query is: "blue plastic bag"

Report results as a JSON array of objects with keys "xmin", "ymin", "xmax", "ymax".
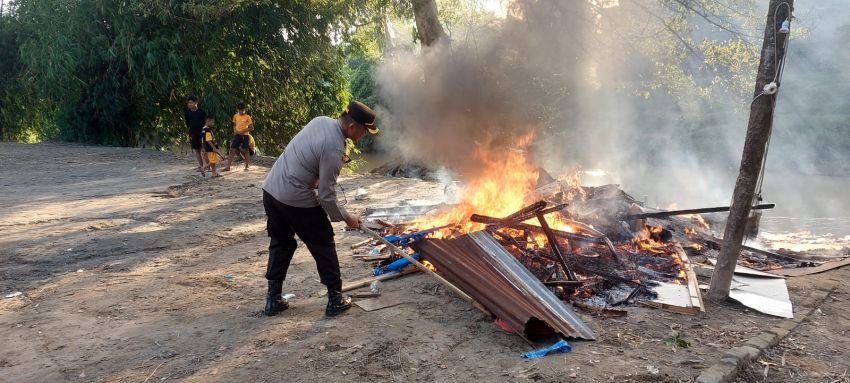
[{"xmin": 521, "ymin": 340, "xmax": 572, "ymax": 359}]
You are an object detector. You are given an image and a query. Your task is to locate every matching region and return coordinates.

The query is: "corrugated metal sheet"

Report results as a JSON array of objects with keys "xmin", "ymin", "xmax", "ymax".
[{"xmin": 413, "ymin": 231, "xmax": 596, "ymax": 341}]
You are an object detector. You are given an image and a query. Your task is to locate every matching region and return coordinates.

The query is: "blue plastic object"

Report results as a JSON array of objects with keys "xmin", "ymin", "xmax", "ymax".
[
  {"xmin": 521, "ymin": 340, "xmax": 572, "ymax": 359},
  {"xmin": 374, "ymin": 253, "xmax": 420, "ymax": 276},
  {"xmin": 384, "ymin": 232, "xmax": 430, "ymax": 248},
  {"xmin": 383, "ymin": 226, "xmax": 448, "ymax": 248}
]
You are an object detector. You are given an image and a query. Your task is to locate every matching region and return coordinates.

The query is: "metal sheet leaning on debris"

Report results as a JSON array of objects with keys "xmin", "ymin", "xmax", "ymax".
[{"xmin": 360, "ymin": 226, "xmax": 492, "ymax": 316}]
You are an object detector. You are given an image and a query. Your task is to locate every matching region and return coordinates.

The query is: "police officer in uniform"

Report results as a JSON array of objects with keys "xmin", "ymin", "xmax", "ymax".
[{"xmin": 260, "ymin": 101, "xmax": 378, "ymax": 317}]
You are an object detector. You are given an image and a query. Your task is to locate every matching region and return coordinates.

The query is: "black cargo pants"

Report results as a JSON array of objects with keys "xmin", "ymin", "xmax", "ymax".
[{"xmin": 263, "ymin": 190, "xmax": 340, "ymax": 287}]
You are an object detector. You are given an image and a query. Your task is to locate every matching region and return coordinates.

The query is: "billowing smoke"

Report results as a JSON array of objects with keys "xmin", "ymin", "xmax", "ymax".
[
  {"xmin": 374, "ymin": 0, "xmax": 850, "ymax": 237},
  {"xmin": 375, "ymin": 1, "xmax": 588, "ymax": 175}
]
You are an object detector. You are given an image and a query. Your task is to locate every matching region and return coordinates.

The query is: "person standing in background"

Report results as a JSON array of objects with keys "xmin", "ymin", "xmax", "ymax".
[
  {"xmin": 224, "ymin": 102, "xmax": 253, "ymax": 171},
  {"xmin": 184, "ymin": 96, "xmax": 207, "ymax": 172}
]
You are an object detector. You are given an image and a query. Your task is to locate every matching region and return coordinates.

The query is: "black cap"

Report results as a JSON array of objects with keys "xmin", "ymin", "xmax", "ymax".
[{"xmin": 345, "ymin": 100, "xmax": 378, "ymax": 134}]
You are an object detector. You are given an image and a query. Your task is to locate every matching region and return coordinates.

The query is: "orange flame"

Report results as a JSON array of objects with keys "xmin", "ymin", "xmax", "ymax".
[
  {"xmin": 417, "ymin": 133, "xmax": 581, "ymax": 236},
  {"xmin": 681, "ymin": 214, "xmax": 710, "ymax": 230},
  {"xmin": 418, "ymin": 132, "xmax": 540, "ymax": 232},
  {"xmin": 633, "ymin": 225, "xmax": 667, "ymax": 254},
  {"xmin": 421, "ymin": 260, "xmax": 437, "ymax": 272}
]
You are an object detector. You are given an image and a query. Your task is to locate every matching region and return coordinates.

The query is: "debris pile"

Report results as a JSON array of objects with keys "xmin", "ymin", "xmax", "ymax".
[{"xmin": 350, "ymin": 136, "xmax": 838, "ymax": 339}]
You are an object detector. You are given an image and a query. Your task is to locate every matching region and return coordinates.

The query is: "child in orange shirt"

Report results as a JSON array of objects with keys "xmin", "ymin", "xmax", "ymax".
[{"xmin": 224, "ymin": 102, "xmax": 254, "ymax": 171}]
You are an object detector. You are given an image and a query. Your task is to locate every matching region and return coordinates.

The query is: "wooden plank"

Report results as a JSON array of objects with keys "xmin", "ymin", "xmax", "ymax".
[
  {"xmin": 705, "ymin": 259, "xmax": 785, "ymax": 278},
  {"xmin": 679, "ymin": 246, "xmax": 705, "ymax": 313},
  {"xmin": 625, "ymin": 203, "xmax": 775, "ymax": 219},
  {"xmin": 644, "ymin": 247, "xmax": 704, "ymax": 316},
  {"xmin": 766, "ymin": 257, "xmax": 850, "ymax": 277},
  {"xmin": 641, "ymin": 300, "xmax": 703, "ymax": 316},
  {"xmin": 572, "ymin": 302, "xmax": 628, "ymax": 317},
  {"xmin": 355, "ymin": 297, "xmax": 405, "ymax": 312}
]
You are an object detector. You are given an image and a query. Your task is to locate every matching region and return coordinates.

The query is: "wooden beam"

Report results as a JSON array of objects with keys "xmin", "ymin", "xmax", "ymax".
[{"xmin": 625, "ymin": 203, "xmax": 775, "ymax": 220}]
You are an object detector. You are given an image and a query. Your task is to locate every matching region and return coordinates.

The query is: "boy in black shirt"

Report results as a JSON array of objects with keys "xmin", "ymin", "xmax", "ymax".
[{"xmin": 185, "ymin": 96, "xmax": 207, "ymax": 171}]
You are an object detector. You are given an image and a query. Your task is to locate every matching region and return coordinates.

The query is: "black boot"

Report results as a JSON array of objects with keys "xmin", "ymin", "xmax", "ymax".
[
  {"xmin": 325, "ymin": 283, "xmax": 352, "ymax": 317},
  {"xmin": 264, "ymin": 280, "xmax": 289, "ymax": 316}
]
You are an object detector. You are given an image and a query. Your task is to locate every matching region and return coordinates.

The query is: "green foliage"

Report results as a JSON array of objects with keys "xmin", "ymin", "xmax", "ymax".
[
  {"xmin": 345, "ymin": 56, "xmax": 379, "ymax": 151},
  {"xmin": 342, "ymin": 137, "xmax": 367, "ymax": 174},
  {"xmin": 663, "ymin": 331, "xmax": 691, "ymax": 348},
  {"xmin": 2, "ymin": 0, "xmax": 350, "ymax": 155}
]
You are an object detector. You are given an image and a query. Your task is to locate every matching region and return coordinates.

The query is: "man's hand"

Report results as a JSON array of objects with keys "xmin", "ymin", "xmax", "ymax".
[{"xmin": 343, "ymin": 213, "xmax": 362, "ymax": 229}]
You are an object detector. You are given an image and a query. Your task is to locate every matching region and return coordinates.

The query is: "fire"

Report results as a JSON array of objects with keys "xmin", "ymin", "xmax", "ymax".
[
  {"xmin": 560, "ymin": 168, "xmax": 588, "ymax": 202},
  {"xmin": 421, "ymin": 260, "xmax": 437, "ymax": 272},
  {"xmin": 633, "ymin": 225, "xmax": 667, "ymax": 254},
  {"xmin": 532, "ymin": 233, "xmax": 548, "ymax": 248},
  {"xmin": 415, "ymin": 132, "xmax": 583, "ymax": 238},
  {"xmin": 681, "ymin": 214, "xmax": 710, "ymax": 230},
  {"xmin": 685, "ymin": 243, "xmax": 703, "ymax": 251},
  {"xmin": 418, "ymin": 132, "xmax": 541, "ymax": 233}
]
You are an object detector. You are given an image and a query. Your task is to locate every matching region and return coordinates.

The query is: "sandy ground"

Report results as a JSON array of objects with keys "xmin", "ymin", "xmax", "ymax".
[
  {"xmin": 0, "ymin": 143, "xmax": 846, "ymax": 383},
  {"xmin": 736, "ymin": 270, "xmax": 850, "ymax": 383}
]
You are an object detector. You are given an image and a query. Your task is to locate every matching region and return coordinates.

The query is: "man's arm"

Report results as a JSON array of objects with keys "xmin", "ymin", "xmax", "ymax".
[{"xmin": 316, "ymin": 145, "xmax": 353, "ymax": 225}]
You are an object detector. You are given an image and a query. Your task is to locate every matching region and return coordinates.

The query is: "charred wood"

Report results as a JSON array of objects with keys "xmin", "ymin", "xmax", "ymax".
[
  {"xmin": 536, "ymin": 210, "xmax": 577, "ymax": 281},
  {"xmin": 625, "ymin": 203, "xmax": 775, "ymax": 220}
]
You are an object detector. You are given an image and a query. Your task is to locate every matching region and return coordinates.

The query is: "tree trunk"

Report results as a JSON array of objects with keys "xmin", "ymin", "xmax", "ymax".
[
  {"xmin": 707, "ymin": 0, "xmax": 793, "ymax": 301},
  {"xmin": 412, "ymin": 0, "xmax": 446, "ymax": 47}
]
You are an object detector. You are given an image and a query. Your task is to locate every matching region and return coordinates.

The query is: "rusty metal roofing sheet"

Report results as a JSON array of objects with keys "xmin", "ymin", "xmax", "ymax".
[{"xmin": 413, "ymin": 231, "xmax": 595, "ymax": 341}]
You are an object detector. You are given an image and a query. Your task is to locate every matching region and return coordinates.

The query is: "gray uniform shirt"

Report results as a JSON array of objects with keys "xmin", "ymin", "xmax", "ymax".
[{"xmin": 262, "ymin": 116, "xmax": 348, "ymax": 221}]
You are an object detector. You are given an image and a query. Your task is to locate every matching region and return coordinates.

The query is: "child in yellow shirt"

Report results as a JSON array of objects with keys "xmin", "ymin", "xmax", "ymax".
[
  {"xmin": 201, "ymin": 117, "xmax": 223, "ymax": 177},
  {"xmin": 224, "ymin": 102, "xmax": 254, "ymax": 171}
]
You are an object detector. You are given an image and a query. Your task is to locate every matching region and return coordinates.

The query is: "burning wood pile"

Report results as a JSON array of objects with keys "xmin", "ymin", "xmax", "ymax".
[
  {"xmin": 356, "ymin": 180, "xmax": 703, "ymax": 320},
  {"xmin": 352, "ymin": 135, "xmax": 811, "ymax": 337}
]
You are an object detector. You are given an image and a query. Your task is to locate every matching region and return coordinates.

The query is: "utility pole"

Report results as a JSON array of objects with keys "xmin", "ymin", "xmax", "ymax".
[{"xmin": 708, "ymin": 0, "xmax": 793, "ymax": 301}]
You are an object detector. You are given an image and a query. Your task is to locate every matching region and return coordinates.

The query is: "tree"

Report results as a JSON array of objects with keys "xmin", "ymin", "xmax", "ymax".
[
  {"xmin": 413, "ymin": 0, "xmax": 447, "ymax": 46},
  {"xmin": 4, "ymin": 0, "xmax": 351, "ymax": 154}
]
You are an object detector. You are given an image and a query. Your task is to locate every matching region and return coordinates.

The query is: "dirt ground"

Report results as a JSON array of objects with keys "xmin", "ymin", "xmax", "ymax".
[
  {"xmin": 0, "ymin": 143, "xmax": 845, "ymax": 383},
  {"xmin": 736, "ymin": 267, "xmax": 850, "ymax": 383}
]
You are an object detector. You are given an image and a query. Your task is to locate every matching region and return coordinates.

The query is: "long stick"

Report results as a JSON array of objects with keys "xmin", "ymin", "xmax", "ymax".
[
  {"xmin": 563, "ymin": 218, "xmax": 626, "ymax": 265},
  {"xmin": 705, "ymin": 238, "xmax": 800, "ymax": 264},
  {"xmin": 489, "ymin": 221, "xmax": 607, "ymax": 245},
  {"xmin": 536, "ymin": 211, "xmax": 577, "ymax": 281},
  {"xmin": 350, "ymin": 238, "xmax": 372, "ymax": 249},
  {"xmin": 470, "ymin": 203, "xmax": 568, "ymax": 226},
  {"xmin": 360, "ymin": 227, "xmax": 491, "ymax": 316},
  {"xmin": 318, "ymin": 267, "xmax": 417, "ymax": 296},
  {"xmin": 503, "ymin": 200, "xmax": 548, "ymax": 222},
  {"xmin": 625, "ymin": 203, "xmax": 775, "ymax": 220}
]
